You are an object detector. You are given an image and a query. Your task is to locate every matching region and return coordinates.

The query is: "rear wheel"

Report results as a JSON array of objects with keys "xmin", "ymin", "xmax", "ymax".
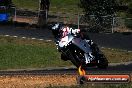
[
  {"xmin": 91, "ymin": 43, "xmax": 101, "ymax": 55},
  {"xmin": 97, "ymin": 54, "xmax": 108, "ymax": 69}
]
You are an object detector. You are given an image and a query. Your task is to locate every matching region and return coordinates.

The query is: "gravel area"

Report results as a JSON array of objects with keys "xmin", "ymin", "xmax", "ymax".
[{"xmin": 0, "ymin": 75, "xmax": 77, "ymax": 88}]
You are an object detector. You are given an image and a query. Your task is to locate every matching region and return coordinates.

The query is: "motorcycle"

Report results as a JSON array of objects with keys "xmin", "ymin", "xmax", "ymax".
[{"xmin": 50, "ymin": 23, "xmax": 108, "ymax": 69}]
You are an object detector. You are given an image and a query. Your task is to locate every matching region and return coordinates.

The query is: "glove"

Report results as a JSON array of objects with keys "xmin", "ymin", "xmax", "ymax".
[{"xmin": 71, "ymin": 28, "xmax": 80, "ymax": 35}]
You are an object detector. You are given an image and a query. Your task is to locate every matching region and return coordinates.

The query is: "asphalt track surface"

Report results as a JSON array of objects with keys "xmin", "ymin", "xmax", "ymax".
[
  {"xmin": 0, "ymin": 26, "xmax": 132, "ymax": 51},
  {"xmin": 88, "ymin": 33, "xmax": 132, "ymax": 51},
  {"xmin": 0, "ymin": 62, "xmax": 132, "ymax": 75},
  {"xmin": 0, "ymin": 26, "xmax": 53, "ymax": 40}
]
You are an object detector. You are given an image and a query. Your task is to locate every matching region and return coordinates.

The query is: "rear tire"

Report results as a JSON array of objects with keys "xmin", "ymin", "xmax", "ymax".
[{"xmin": 97, "ymin": 54, "xmax": 108, "ymax": 69}]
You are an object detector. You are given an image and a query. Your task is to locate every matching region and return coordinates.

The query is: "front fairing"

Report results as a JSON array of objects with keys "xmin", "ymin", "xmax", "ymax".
[
  {"xmin": 72, "ymin": 37, "xmax": 92, "ymax": 53},
  {"xmin": 59, "ymin": 34, "xmax": 74, "ymax": 48},
  {"xmin": 58, "ymin": 34, "xmax": 92, "ymax": 54}
]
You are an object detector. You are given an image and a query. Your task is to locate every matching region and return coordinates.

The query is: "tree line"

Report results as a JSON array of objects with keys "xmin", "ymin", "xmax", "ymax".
[{"xmin": 79, "ymin": 0, "xmax": 132, "ymax": 17}]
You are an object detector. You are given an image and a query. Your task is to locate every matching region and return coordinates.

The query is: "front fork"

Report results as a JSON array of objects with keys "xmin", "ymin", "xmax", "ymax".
[{"xmin": 84, "ymin": 53, "xmax": 95, "ymax": 64}]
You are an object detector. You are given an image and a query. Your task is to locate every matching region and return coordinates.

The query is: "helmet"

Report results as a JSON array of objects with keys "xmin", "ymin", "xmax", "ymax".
[
  {"xmin": 51, "ymin": 23, "xmax": 63, "ymax": 37},
  {"xmin": 52, "ymin": 23, "xmax": 62, "ymax": 30}
]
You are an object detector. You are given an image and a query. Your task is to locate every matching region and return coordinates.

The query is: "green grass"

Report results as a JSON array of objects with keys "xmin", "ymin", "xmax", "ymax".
[
  {"xmin": 12, "ymin": 0, "xmax": 39, "ymax": 11},
  {"xmin": 0, "ymin": 36, "xmax": 132, "ymax": 70},
  {"xmin": 50, "ymin": 0, "xmax": 81, "ymax": 13},
  {"xmin": 101, "ymin": 48, "xmax": 132, "ymax": 63},
  {"xmin": 12, "ymin": 0, "xmax": 82, "ymax": 13},
  {"xmin": 0, "ymin": 36, "xmax": 72, "ymax": 70}
]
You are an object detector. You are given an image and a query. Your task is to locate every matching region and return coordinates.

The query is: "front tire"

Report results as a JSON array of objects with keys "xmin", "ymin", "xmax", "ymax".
[
  {"xmin": 61, "ymin": 53, "xmax": 68, "ymax": 61},
  {"xmin": 77, "ymin": 76, "xmax": 87, "ymax": 84},
  {"xmin": 70, "ymin": 50, "xmax": 86, "ymax": 69},
  {"xmin": 70, "ymin": 54, "xmax": 80, "ymax": 68}
]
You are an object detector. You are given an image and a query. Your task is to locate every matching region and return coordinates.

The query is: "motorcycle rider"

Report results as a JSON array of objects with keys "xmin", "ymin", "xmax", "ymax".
[{"xmin": 51, "ymin": 23, "xmax": 94, "ymax": 47}]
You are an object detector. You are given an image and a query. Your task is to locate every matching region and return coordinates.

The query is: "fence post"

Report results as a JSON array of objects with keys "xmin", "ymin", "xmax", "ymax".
[
  {"xmin": 46, "ymin": 9, "xmax": 48, "ymax": 24},
  {"xmin": 11, "ymin": 7, "xmax": 16, "ymax": 22},
  {"xmin": 112, "ymin": 16, "xmax": 115, "ymax": 33},
  {"xmin": 78, "ymin": 13, "xmax": 80, "ymax": 29},
  {"xmin": 14, "ymin": 7, "xmax": 16, "ymax": 22}
]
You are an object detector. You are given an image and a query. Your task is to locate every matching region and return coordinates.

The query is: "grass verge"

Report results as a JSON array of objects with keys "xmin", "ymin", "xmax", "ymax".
[
  {"xmin": 0, "ymin": 36, "xmax": 72, "ymax": 70},
  {"xmin": 12, "ymin": 0, "xmax": 39, "ymax": 11},
  {"xmin": 0, "ymin": 36, "xmax": 132, "ymax": 70},
  {"xmin": 12, "ymin": 0, "xmax": 82, "ymax": 13},
  {"xmin": 102, "ymin": 48, "xmax": 132, "ymax": 63}
]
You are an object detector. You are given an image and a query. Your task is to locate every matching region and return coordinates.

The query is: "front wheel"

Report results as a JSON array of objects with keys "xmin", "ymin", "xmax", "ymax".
[
  {"xmin": 70, "ymin": 50, "xmax": 86, "ymax": 69},
  {"xmin": 70, "ymin": 54, "xmax": 81, "ymax": 68},
  {"xmin": 61, "ymin": 53, "xmax": 68, "ymax": 61}
]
